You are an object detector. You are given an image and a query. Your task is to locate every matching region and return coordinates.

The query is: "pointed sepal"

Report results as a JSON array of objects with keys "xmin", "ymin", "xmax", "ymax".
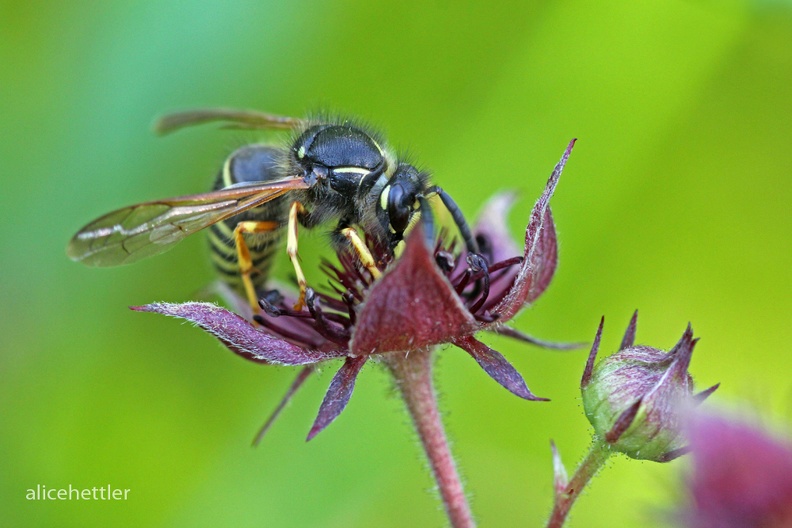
[
  {"xmin": 307, "ymin": 356, "xmax": 368, "ymax": 441},
  {"xmin": 253, "ymin": 366, "xmax": 314, "ymax": 446},
  {"xmin": 453, "ymin": 335, "xmax": 548, "ymax": 401},
  {"xmin": 491, "ymin": 325, "xmax": 585, "ymax": 351},
  {"xmin": 492, "ymin": 139, "xmax": 574, "ymax": 320},
  {"xmin": 132, "ymin": 302, "xmax": 346, "ymax": 365},
  {"xmin": 620, "ymin": 310, "xmax": 638, "ymax": 350},
  {"xmin": 351, "ymin": 226, "xmax": 478, "ymax": 356},
  {"xmin": 581, "ymin": 316, "xmax": 605, "ymax": 388},
  {"xmin": 550, "ymin": 440, "xmax": 569, "ymax": 495}
]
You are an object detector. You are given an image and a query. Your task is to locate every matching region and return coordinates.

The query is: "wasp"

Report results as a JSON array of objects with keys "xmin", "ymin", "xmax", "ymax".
[{"xmin": 67, "ymin": 108, "xmax": 479, "ymax": 310}]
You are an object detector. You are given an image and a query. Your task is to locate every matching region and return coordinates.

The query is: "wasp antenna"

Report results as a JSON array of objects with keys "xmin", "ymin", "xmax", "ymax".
[
  {"xmin": 426, "ymin": 186, "xmax": 479, "ymax": 255},
  {"xmin": 417, "ymin": 196, "xmax": 435, "ymax": 249}
]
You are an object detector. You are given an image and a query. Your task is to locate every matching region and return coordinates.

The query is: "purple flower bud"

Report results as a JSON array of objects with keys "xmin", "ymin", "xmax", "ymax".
[{"xmin": 580, "ymin": 313, "xmax": 718, "ymax": 462}]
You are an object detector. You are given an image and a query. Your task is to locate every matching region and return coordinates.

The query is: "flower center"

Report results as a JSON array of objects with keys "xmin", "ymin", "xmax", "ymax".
[{"xmin": 252, "ymin": 230, "xmax": 523, "ymax": 348}]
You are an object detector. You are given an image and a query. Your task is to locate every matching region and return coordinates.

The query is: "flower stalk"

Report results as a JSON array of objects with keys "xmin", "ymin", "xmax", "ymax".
[
  {"xmin": 132, "ymin": 140, "xmax": 578, "ymax": 527},
  {"xmin": 386, "ymin": 348, "xmax": 475, "ymax": 528},
  {"xmin": 547, "ymin": 439, "xmax": 611, "ymax": 528},
  {"xmin": 545, "ymin": 314, "xmax": 719, "ymax": 527}
]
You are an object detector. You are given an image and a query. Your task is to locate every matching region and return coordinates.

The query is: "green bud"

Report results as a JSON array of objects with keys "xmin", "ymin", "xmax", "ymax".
[{"xmin": 580, "ymin": 312, "xmax": 717, "ymax": 462}]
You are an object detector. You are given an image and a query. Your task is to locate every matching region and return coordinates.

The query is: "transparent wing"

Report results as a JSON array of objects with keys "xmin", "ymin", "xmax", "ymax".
[
  {"xmin": 67, "ymin": 176, "xmax": 309, "ymax": 267},
  {"xmin": 154, "ymin": 108, "xmax": 305, "ymax": 135}
]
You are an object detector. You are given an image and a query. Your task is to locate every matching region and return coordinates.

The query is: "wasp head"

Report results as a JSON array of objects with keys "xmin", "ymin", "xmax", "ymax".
[{"xmin": 377, "ymin": 164, "xmax": 430, "ymax": 249}]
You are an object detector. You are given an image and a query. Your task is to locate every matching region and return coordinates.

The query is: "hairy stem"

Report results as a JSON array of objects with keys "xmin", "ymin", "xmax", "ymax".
[
  {"xmin": 385, "ymin": 348, "xmax": 475, "ymax": 528},
  {"xmin": 547, "ymin": 439, "xmax": 611, "ymax": 528}
]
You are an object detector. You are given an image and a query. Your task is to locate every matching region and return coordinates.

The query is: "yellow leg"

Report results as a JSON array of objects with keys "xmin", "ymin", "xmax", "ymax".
[
  {"xmin": 233, "ymin": 220, "xmax": 280, "ymax": 310},
  {"xmin": 341, "ymin": 227, "xmax": 382, "ymax": 279},
  {"xmin": 287, "ymin": 201, "xmax": 309, "ymax": 310}
]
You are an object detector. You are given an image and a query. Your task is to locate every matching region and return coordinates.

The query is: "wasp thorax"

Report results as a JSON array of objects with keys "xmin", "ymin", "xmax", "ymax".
[{"xmin": 293, "ymin": 124, "xmax": 386, "ymax": 194}]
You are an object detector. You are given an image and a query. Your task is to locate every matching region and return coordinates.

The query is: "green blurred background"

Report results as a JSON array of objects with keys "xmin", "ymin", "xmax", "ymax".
[{"xmin": 2, "ymin": 1, "xmax": 790, "ymax": 526}]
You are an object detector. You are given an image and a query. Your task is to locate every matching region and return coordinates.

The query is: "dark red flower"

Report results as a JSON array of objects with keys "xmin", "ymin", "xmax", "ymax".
[
  {"xmin": 678, "ymin": 412, "xmax": 792, "ymax": 528},
  {"xmin": 133, "ymin": 140, "xmax": 578, "ymax": 441}
]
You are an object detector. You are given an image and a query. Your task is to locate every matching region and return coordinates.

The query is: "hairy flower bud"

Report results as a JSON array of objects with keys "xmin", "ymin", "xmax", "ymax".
[{"xmin": 580, "ymin": 312, "xmax": 718, "ymax": 462}]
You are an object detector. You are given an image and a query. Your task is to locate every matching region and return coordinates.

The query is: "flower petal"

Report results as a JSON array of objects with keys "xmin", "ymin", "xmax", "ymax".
[
  {"xmin": 657, "ymin": 446, "xmax": 690, "ymax": 462},
  {"xmin": 526, "ymin": 207, "xmax": 558, "ymax": 303},
  {"xmin": 620, "ymin": 310, "xmax": 639, "ymax": 349},
  {"xmin": 472, "ymin": 194, "xmax": 558, "ymax": 314},
  {"xmin": 132, "ymin": 302, "xmax": 346, "ymax": 365},
  {"xmin": 492, "ymin": 139, "xmax": 574, "ymax": 320},
  {"xmin": 693, "ymin": 383, "xmax": 720, "ymax": 404},
  {"xmin": 307, "ymin": 355, "xmax": 367, "ymax": 441},
  {"xmin": 604, "ymin": 398, "xmax": 642, "ymax": 443},
  {"xmin": 453, "ymin": 335, "xmax": 548, "ymax": 401},
  {"xmin": 350, "ymin": 226, "xmax": 479, "ymax": 356},
  {"xmin": 682, "ymin": 413, "xmax": 792, "ymax": 527},
  {"xmin": 666, "ymin": 324, "xmax": 696, "ymax": 380},
  {"xmin": 641, "ymin": 325, "xmax": 696, "ymax": 410},
  {"xmin": 580, "ymin": 316, "xmax": 605, "ymax": 388},
  {"xmin": 474, "ymin": 192, "xmax": 521, "ymax": 263}
]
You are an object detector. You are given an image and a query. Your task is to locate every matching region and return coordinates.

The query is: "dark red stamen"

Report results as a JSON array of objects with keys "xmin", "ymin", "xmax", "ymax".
[
  {"xmin": 305, "ymin": 289, "xmax": 351, "ymax": 345},
  {"xmin": 468, "ymin": 256, "xmax": 491, "ymax": 314},
  {"xmin": 252, "ymin": 314, "xmax": 326, "ymax": 348},
  {"xmin": 454, "ymin": 269, "xmax": 472, "ymax": 295},
  {"xmin": 342, "ymin": 290, "xmax": 357, "ymax": 325},
  {"xmin": 487, "ymin": 256, "xmax": 523, "ymax": 273}
]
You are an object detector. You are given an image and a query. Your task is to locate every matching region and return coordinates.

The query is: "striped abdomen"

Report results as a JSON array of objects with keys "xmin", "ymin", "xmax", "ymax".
[{"xmin": 207, "ymin": 145, "xmax": 289, "ymax": 296}]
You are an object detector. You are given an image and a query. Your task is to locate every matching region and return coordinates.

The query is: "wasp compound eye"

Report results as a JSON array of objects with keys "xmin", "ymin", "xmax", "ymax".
[{"xmin": 387, "ymin": 183, "xmax": 412, "ymax": 234}]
